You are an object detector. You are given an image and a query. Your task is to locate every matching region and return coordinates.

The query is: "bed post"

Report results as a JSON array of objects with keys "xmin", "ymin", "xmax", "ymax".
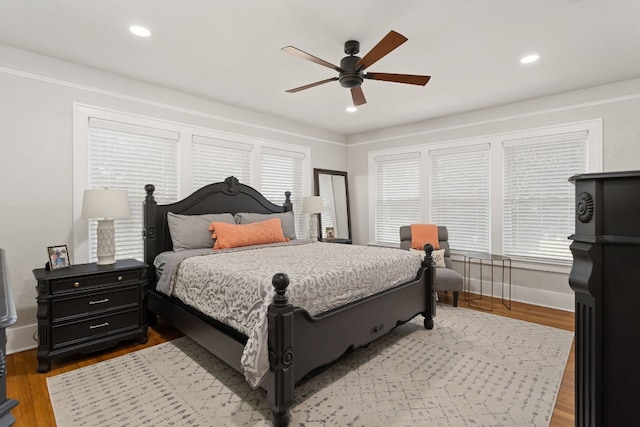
[
  {"xmin": 422, "ymin": 243, "xmax": 436, "ymax": 329},
  {"xmin": 283, "ymin": 191, "xmax": 292, "ymax": 212},
  {"xmin": 143, "ymin": 184, "xmax": 158, "ymax": 325},
  {"xmin": 143, "ymin": 184, "xmax": 158, "ymax": 267},
  {"xmin": 267, "ymin": 273, "xmax": 294, "ymax": 427}
]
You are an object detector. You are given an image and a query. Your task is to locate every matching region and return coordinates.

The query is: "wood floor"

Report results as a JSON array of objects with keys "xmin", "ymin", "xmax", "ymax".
[{"xmin": 6, "ymin": 294, "xmax": 575, "ymax": 426}]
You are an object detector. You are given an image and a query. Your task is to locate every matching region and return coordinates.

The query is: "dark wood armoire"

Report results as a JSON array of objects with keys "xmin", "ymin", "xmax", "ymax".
[{"xmin": 569, "ymin": 170, "xmax": 640, "ymax": 427}]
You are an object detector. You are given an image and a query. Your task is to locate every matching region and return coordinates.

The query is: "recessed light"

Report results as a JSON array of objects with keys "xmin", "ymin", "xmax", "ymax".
[
  {"xmin": 520, "ymin": 54, "xmax": 540, "ymax": 64},
  {"xmin": 346, "ymin": 106, "xmax": 357, "ymax": 113},
  {"xmin": 129, "ymin": 25, "xmax": 151, "ymax": 38}
]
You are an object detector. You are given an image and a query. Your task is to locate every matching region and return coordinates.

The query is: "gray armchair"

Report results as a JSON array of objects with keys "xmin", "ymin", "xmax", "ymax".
[{"xmin": 400, "ymin": 225, "xmax": 464, "ymax": 307}]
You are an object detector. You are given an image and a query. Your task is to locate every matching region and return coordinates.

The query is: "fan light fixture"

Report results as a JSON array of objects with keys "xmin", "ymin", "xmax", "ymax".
[
  {"xmin": 129, "ymin": 25, "xmax": 151, "ymax": 38},
  {"xmin": 346, "ymin": 106, "xmax": 357, "ymax": 113},
  {"xmin": 520, "ymin": 54, "xmax": 540, "ymax": 64},
  {"xmin": 282, "ymin": 30, "xmax": 431, "ymax": 108}
]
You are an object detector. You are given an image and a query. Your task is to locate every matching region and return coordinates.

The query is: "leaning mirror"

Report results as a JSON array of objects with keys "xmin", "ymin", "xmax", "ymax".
[{"xmin": 314, "ymin": 168, "xmax": 352, "ymax": 243}]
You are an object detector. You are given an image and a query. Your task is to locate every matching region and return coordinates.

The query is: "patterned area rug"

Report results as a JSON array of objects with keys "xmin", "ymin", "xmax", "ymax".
[{"xmin": 47, "ymin": 305, "xmax": 573, "ymax": 426}]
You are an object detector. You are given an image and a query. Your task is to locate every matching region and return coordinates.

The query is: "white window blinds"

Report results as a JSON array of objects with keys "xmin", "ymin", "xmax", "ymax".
[
  {"xmin": 88, "ymin": 118, "xmax": 179, "ymax": 262},
  {"xmin": 191, "ymin": 135, "xmax": 252, "ymax": 191},
  {"xmin": 260, "ymin": 147, "xmax": 304, "ymax": 236},
  {"xmin": 374, "ymin": 152, "xmax": 421, "ymax": 245},
  {"xmin": 429, "ymin": 145, "xmax": 491, "ymax": 252},
  {"xmin": 503, "ymin": 132, "xmax": 587, "ymax": 262}
]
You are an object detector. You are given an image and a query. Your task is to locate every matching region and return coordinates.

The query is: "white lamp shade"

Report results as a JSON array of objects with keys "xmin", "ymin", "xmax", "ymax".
[
  {"xmin": 81, "ymin": 189, "xmax": 130, "ymax": 219},
  {"xmin": 301, "ymin": 196, "xmax": 323, "ymax": 214}
]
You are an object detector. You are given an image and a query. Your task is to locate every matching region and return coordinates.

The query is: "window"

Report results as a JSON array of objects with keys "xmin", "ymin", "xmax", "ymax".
[
  {"xmin": 503, "ymin": 132, "xmax": 587, "ymax": 262},
  {"xmin": 369, "ymin": 119, "xmax": 601, "ymax": 266},
  {"xmin": 75, "ymin": 106, "xmax": 312, "ymax": 263},
  {"xmin": 192, "ymin": 135, "xmax": 252, "ymax": 191},
  {"xmin": 88, "ymin": 118, "xmax": 179, "ymax": 261},
  {"xmin": 260, "ymin": 147, "xmax": 305, "ymax": 237},
  {"xmin": 429, "ymin": 145, "xmax": 491, "ymax": 252},
  {"xmin": 372, "ymin": 152, "xmax": 422, "ymax": 245}
]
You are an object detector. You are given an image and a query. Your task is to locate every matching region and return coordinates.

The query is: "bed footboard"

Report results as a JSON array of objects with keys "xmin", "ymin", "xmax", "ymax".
[{"xmin": 265, "ymin": 250, "xmax": 435, "ymax": 426}]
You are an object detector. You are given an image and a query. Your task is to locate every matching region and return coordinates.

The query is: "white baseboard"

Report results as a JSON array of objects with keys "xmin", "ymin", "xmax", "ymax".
[
  {"xmin": 7, "ymin": 323, "xmax": 38, "ymax": 355},
  {"xmin": 466, "ymin": 279, "xmax": 574, "ymax": 312}
]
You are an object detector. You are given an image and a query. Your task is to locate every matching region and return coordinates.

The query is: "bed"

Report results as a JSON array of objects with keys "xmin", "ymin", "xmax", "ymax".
[{"xmin": 143, "ymin": 176, "xmax": 436, "ymax": 426}]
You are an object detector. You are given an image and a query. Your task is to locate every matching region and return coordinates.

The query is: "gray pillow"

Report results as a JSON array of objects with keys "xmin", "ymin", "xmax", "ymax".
[
  {"xmin": 234, "ymin": 211, "xmax": 296, "ymax": 240},
  {"xmin": 167, "ymin": 212, "xmax": 235, "ymax": 251}
]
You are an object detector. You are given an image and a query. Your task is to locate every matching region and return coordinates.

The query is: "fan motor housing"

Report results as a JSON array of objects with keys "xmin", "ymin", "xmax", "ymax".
[{"xmin": 339, "ymin": 55, "xmax": 364, "ymax": 88}]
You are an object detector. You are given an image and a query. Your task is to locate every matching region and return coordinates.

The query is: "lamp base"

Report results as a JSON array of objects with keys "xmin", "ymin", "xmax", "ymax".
[
  {"xmin": 96, "ymin": 219, "xmax": 116, "ymax": 265},
  {"xmin": 309, "ymin": 214, "xmax": 319, "ymax": 241}
]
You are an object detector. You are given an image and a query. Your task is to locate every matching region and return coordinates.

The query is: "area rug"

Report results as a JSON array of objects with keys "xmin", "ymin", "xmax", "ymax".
[{"xmin": 47, "ymin": 305, "xmax": 573, "ymax": 426}]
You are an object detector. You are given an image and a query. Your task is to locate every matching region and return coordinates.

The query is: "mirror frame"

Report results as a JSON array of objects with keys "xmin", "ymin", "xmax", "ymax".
[{"xmin": 313, "ymin": 168, "xmax": 352, "ymax": 243}]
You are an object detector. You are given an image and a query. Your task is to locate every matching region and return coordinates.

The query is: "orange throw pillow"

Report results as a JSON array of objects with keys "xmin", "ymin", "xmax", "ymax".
[
  {"xmin": 411, "ymin": 224, "xmax": 440, "ymax": 250},
  {"xmin": 208, "ymin": 218, "xmax": 288, "ymax": 250}
]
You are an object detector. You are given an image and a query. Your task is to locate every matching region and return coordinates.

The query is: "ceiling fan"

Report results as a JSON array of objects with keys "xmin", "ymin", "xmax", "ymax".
[{"xmin": 281, "ymin": 30, "xmax": 431, "ymax": 107}]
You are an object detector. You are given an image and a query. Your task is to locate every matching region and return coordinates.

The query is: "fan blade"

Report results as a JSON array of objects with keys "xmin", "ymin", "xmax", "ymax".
[
  {"xmin": 351, "ymin": 86, "xmax": 367, "ymax": 106},
  {"xmin": 355, "ymin": 30, "xmax": 408, "ymax": 70},
  {"xmin": 281, "ymin": 46, "xmax": 343, "ymax": 72},
  {"xmin": 365, "ymin": 72, "xmax": 431, "ymax": 86},
  {"xmin": 285, "ymin": 77, "xmax": 338, "ymax": 93}
]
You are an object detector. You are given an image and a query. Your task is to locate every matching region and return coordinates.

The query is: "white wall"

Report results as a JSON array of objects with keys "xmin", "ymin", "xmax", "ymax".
[
  {"xmin": 347, "ymin": 77, "xmax": 640, "ymax": 311},
  {"xmin": 0, "ymin": 44, "xmax": 347, "ymax": 353}
]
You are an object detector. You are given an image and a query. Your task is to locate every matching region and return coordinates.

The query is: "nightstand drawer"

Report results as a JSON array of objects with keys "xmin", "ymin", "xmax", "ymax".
[
  {"xmin": 51, "ymin": 309, "xmax": 140, "ymax": 348},
  {"xmin": 51, "ymin": 286, "xmax": 140, "ymax": 322},
  {"xmin": 51, "ymin": 269, "xmax": 142, "ymax": 294}
]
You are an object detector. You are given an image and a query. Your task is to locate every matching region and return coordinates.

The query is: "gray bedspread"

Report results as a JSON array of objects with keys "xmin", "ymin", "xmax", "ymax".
[{"xmin": 156, "ymin": 240, "xmax": 422, "ymax": 387}]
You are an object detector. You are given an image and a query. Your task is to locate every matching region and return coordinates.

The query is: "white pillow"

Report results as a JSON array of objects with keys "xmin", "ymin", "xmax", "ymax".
[{"xmin": 410, "ymin": 248, "xmax": 446, "ymax": 268}]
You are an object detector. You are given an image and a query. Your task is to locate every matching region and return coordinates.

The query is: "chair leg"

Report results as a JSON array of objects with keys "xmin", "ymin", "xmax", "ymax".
[{"xmin": 453, "ymin": 291, "xmax": 459, "ymax": 307}]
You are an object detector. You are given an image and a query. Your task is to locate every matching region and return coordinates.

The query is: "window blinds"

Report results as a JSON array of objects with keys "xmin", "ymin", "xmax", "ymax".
[
  {"xmin": 374, "ymin": 152, "xmax": 421, "ymax": 245},
  {"xmin": 260, "ymin": 147, "xmax": 304, "ymax": 236},
  {"xmin": 429, "ymin": 145, "xmax": 491, "ymax": 252},
  {"xmin": 192, "ymin": 135, "xmax": 252, "ymax": 191},
  {"xmin": 503, "ymin": 131, "xmax": 587, "ymax": 262},
  {"xmin": 88, "ymin": 119, "xmax": 179, "ymax": 262}
]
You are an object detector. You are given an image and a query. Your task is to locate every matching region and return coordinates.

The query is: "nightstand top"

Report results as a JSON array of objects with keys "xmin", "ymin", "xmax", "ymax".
[{"xmin": 33, "ymin": 259, "xmax": 145, "ymax": 280}]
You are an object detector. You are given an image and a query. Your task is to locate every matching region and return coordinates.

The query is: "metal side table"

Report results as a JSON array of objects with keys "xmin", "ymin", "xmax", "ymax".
[{"xmin": 460, "ymin": 251, "xmax": 512, "ymax": 311}]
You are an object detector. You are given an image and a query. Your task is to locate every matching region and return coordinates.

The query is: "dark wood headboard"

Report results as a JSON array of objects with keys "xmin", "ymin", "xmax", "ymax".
[{"xmin": 143, "ymin": 176, "xmax": 292, "ymax": 266}]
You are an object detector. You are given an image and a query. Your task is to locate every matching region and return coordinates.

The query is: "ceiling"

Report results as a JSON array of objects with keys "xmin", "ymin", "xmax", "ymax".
[{"xmin": 2, "ymin": 0, "xmax": 640, "ymax": 136}]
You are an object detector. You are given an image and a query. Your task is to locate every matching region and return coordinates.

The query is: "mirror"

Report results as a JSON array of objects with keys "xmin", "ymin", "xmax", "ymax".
[{"xmin": 314, "ymin": 168, "xmax": 352, "ymax": 243}]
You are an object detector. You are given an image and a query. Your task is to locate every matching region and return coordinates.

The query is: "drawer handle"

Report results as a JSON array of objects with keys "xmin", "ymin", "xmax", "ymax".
[
  {"xmin": 74, "ymin": 282, "xmax": 80, "ymax": 288},
  {"xmin": 89, "ymin": 322, "xmax": 110, "ymax": 330},
  {"xmin": 117, "ymin": 276, "xmax": 123, "ymax": 281},
  {"xmin": 89, "ymin": 298, "xmax": 110, "ymax": 305}
]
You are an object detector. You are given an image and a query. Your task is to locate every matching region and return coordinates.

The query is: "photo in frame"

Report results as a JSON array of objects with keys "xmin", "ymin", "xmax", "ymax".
[
  {"xmin": 325, "ymin": 227, "xmax": 335, "ymax": 240},
  {"xmin": 47, "ymin": 245, "xmax": 71, "ymax": 270}
]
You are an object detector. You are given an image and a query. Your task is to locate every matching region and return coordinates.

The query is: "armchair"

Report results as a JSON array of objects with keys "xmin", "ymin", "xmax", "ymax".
[{"xmin": 400, "ymin": 225, "xmax": 464, "ymax": 307}]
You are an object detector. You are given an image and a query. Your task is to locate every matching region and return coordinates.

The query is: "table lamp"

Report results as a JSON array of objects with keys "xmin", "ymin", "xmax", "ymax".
[
  {"xmin": 301, "ymin": 196, "xmax": 323, "ymax": 241},
  {"xmin": 81, "ymin": 189, "xmax": 130, "ymax": 265}
]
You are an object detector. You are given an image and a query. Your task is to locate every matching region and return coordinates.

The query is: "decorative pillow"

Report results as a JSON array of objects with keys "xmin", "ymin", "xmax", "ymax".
[
  {"xmin": 410, "ymin": 248, "xmax": 446, "ymax": 268},
  {"xmin": 235, "ymin": 211, "xmax": 296, "ymax": 240},
  {"xmin": 410, "ymin": 223, "xmax": 440, "ymax": 250},
  {"xmin": 167, "ymin": 212, "xmax": 235, "ymax": 251},
  {"xmin": 208, "ymin": 218, "xmax": 288, "ymax": 249}
]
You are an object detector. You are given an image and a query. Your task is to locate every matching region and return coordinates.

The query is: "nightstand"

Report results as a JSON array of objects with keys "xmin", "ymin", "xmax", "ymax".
[{"xmin": 33, "ymin": 259, "xmax": 148, "ymax": 373}]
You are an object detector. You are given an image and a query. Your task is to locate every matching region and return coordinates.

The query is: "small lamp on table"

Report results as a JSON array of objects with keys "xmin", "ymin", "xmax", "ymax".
[
  {"xmin": 301, "ymin": 196, "xmax": 323, "ymax": 241},
  {"xmin": 81, "ymin": 189, "xmax": 130, "ymax": 265}
]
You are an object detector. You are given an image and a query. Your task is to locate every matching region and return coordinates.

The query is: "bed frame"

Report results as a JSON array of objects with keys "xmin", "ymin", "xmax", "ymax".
[{"xmin": 143, "ymin": 176, "xmax": 436, "ymax": 426}]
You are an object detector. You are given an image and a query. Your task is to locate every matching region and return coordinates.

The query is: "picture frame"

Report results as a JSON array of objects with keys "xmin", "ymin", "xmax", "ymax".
[
  {"xmin": 325, "ymin": 227, "xmax": 335, "ymax": 240},
  {"xmin": 47, "ymin": 245, "xmax": 71, "ymax": 270}
]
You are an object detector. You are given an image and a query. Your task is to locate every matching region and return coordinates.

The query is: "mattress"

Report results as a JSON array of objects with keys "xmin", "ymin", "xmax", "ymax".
[{"xmin": 156, "ymin": 240, "xmax": 422, "ymax": 387}]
